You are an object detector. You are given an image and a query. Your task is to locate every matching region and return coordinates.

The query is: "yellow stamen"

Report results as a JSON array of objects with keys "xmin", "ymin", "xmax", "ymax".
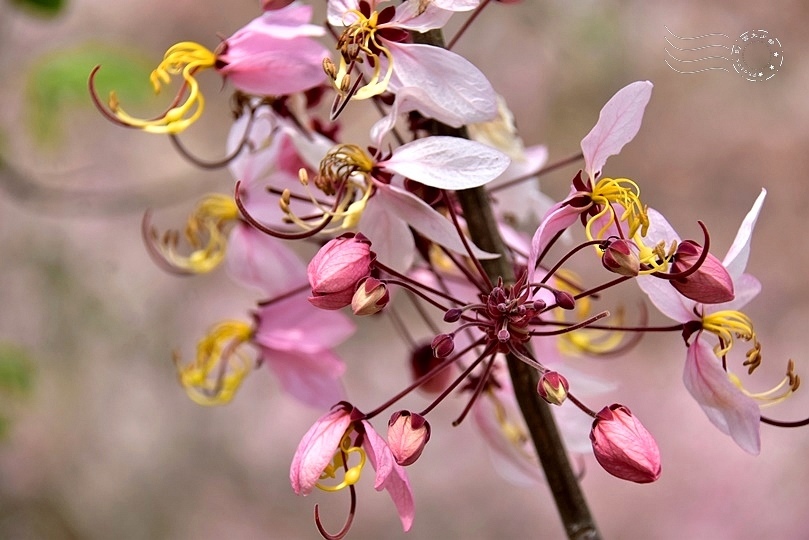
[
  {"xmin": 150, "ymin": 194, "xmax": 239, "ymax": 273},
  {"xmin": 109, "ymin": 42, "xmax": 217, "ymax": 134},
  {"xmin": 316, "ymin": 432, "xmax": 367, "ymax": 492},
  {"xmin": 701, "ymin": 311, "xmax": 800, "ymax": 405},
  {"xmin": 283, "ymin": 145, "xmax": 375, "ymax": 234},
  {"xmin": 586, "ymin": 177, "xmax": 649, "ymax": 242},
  {"xmin": 330, "ymin": 10, "xmax": 395, "ymax": 101},
  {"xmin": 701, "ymin": 310, "xmax": 756, "ymax": 359},
  {"xmin": 175, "ymin": 320, "xmax": 253, "ymax": 406}
]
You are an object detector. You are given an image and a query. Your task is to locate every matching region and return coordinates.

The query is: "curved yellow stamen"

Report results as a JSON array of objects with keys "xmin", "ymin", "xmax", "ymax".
[
  {"xmin": 701, "ymin": 310, "xmax": 756, "ymax": 359},
  {"xmin": 150, "ymin": 194, "xmax": 239, "ymax": 273},
  {"xmin": 586, "ymin": 178, "xmax": 649, "ymax": 242},
  {"xmin": 316, "ymin": 432, "xmax": 367, "ymax": 492},
  {"xmin": 109, "ymin": 42, "xmax": 217, "ymax": 134},
  {"xmin": 702, "ymin": 311, "xmax": 800, "ymax": 405},
  {"xmin": 175, "ymin": 320, "xmax": 253, "ymax": 406},
  {"xmin": 283, "ymin": 144, "xmax": 375, "ymax": 234},
  {"xmin": 330, "ymin": 10, "xmax": 395, "ymax": 101},
  {"xmin": 489, "ymin": 391, "xmax": 533, "ymax": 462}
]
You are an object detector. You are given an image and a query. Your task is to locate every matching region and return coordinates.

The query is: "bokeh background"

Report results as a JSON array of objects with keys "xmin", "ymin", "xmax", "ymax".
[{"xmin": 1, "ymin": 0, "xmax": 809, "ymax": 538}]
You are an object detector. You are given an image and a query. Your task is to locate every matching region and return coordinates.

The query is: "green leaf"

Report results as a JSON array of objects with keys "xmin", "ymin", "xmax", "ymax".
[
  {"xmin": 25, "ymin": 44, "xmax": 154, "ymax": 147},
  {"xmin": 0, "ymin": 343, "xmax": 33, "ymax": 395},
  {"xmin": 10, "ymin": 0, "xmax": 66, "ymax": 17}
]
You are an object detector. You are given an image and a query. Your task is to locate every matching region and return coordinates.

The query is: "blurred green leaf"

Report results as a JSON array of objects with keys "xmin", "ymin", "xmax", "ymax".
[
  {"xmin": 25, "ymin": 44, "xmax": 154, "ymax": 147},
  {"xmin": 10, "ymin": 0, "xmax": 65, "ymax": 17},
  {"xmin": 0, "ymin": 343, "xmax": 33, "ymax": 394}
]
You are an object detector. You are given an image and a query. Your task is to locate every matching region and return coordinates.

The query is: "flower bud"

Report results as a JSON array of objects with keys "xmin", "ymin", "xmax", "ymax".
[
  {"xmin": 443, "ymin": 308, "xmax": 462, "ymax": 323},
  {"xmin": 431, "ymin": 333, "xmax": 455, "ymax": 359},
  {"xmin": 387, "ymin": 411, "xmax": 431, "ymax": 466},
  {"xmin": 669, "ymin": 241, "xmax": 734, "ymax": 304},
  {"xmin": 308, "ymin": 233, "xmax": 373, "ymax": 310},
  {"xmin": 410, "ymin": 342, "xmax": 452, "ymax": 394},
  {"xmin": 601, "ymin": 239, "xmax": 640, "ymax": 277},
  {"xmin": 590, "ymin": 404, "xmax": 661, "ymax": 483},
  {"xmin": 352, "ymin": 277, "xmax": 389, "ymax": 316},
  {"xmin": 554, "ymin": 290, "xmax": 576, "ymax": 310},
  {"xmin": 537, "ymin": 371, "xmax": 569, "ymax": 405}
]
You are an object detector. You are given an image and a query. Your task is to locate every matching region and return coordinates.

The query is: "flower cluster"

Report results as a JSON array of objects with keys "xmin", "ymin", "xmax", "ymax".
[{"xmin": 90, "ymin": 1, "xmax": 805, "ymax": 536}]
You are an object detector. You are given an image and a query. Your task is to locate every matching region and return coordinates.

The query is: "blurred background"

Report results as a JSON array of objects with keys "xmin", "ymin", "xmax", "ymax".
[{"xmin": 1, "ymin": 0, "xmax": 808, "ymax": 538}]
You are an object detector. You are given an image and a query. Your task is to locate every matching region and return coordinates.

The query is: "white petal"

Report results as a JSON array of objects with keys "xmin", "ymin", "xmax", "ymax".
[
  {"xmin": 723, "ymin": 189, "xmax": 766, "ymax": 280},
  {"xmin": 386, "ymin": 42, "xmax": 498, "ymax": 125},
  {"xmin": 580, "ymin": 81, "xmax": 652, "ymax": 180},
  {"xmin": 381, "ymin": 136, "xmax": 509, "ymax": 190},
  {"xmin": 375, "ymin": 183, "xmax": 499, "ymax": 259}
]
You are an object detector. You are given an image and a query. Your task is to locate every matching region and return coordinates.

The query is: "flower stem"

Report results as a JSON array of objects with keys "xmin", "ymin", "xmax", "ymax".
[{"xmin": 413, "ymin": 27, "xmax": 602, "ymax": 540}]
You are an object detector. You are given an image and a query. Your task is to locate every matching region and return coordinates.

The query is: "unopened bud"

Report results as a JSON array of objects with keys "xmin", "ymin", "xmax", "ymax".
[
  {"xmin": 590, "ymin": 404, "xmax": 661, "ymax": 483},
  {"xmin": 443, "ymin": 308, "xmax": 462, "ymax": 323},
  {"xmin": 670, "ymin": 240, "xmax": 734, "ymax": 304},
  {"xmin": 602, "ymin": 239, "xmax": 640, "ymax": 277},
  {"xmin": 554, "ymin": 290, "xmax": 576, "ymax": 310},
  {"xmin": 351, "ymin": 277, "xmax": 389, "ymax": 316},
  {"xmin": 308, "ymin": 233, "xmax": 374, "ymax": 310},
  {"xmin": 431, "ymin": 333, "xmax": 455, "ymax": 359},
  {"xmin": 537, "ymin": 371, "xmax": 569, "ymax": 405},
  {"xmin": 387, "ymin": 411, "xmax": 431, "ymax": 466}
]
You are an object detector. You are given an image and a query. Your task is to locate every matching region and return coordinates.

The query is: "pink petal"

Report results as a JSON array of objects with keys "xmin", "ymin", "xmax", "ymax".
[
  {"xmin": 254, "ymin": 294, "xmax": 356, "ymax": 352},
  {"xmin": 389, "ymin": 0, "xmax": 453, "ymax": 31},
  {"xmin": 526, "ymin": 201, "xmax": 581, "ymax": 282},
  {"xmin": 361, "ymin": 420, "xmax": 415, "ymax": 531},
  {"xmin": 220, "ymin": 37, "xmax": 328, "ymax": 96},
  {"xmin": 240, "ymin": 4, "xmax": 325, "ymax": 38},
  {"xmin": 636, "ymin": 271, "xmax": 695, "ymax": 323},
  {"xmin": 723, "ymin": 189, "xmax": 766, "ymax": 281},
  {"xmin": 327, "ymin": 0, "xmax": 361, "ymax": 26},
  {"xmin": 580, "ymin": 81, "xmax": 653, "ymax": 180},
  {"xmin": 683, "ymin": 336, "xmax": 761, "ymax": 455},
  {"xmin": 226, "ymin": 223, "xmax": 307, "ymax": 295},
  {"xmin": 386, "ymin": 41, "xmax": 497, "ymax": 125},
  {"xmin": 261, "ymin": 348, "xmax": 346, "ymax": 408},
  {"xmin": 360, "ymin": 201, "xmax": 416, "ymax": 271},
  {"xmin": 290, "ymin": 405, "xmax": 353, "ymax": 495},
  {"xmin": 375, "ymin": 182, "xmax": 499, "ymax": 260},
  {"xmin": 381, "ymin": 136, "xmax": 509, "ymax": 190}
]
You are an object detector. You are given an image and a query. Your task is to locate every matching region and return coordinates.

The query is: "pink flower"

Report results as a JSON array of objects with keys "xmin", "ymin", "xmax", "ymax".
[
  {"xmin": 253, "ymin": 294, "xmax": 355, "ymax": 408},
  {"xmin": 527, "ymin": 82, "xmax": 653, "ymax": 280},
  {"xmin": 308, "ymin": 233, "xmax": 374, "ymax": 309},
  {"xmin": 637, "ymin": 190, "xmax": 771, "ymax": 454},
  {"xmin": 326, "ymin": 0, "xmax": 497, "ymax": 124},
  {"xmin": 590, "ymin": 404, "xmax": 661, "ymax": 483},
  {"xmin": 290, "ymin": 403, "xmax": 415, "ymax": 531},
  {"xmin": 218, "ymin": 2, "xmax": 329, "ymax": 96}
]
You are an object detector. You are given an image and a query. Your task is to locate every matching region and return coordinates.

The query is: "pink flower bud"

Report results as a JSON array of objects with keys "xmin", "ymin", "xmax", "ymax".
[
  {"xmin": 308, "ymin": 233, "xmax": 373, "ymax": 310},
  {"xmin": 590, "ymin": 404, "xmax": 661, "ymax": 483},
  {"xmin": 537, "ymin": 371, "xmax": 569, "ymax": 406},
  {"xmin": 387, "ymin": 411, "xmax": 431, "ymax": 466},
  {"xmin": 554, "ymin": 290, "xmax": 576, "ymax": 310},
  {"xmin": 410, "ymin": 342, "xmax": 453, "ymax": 394},
  {"xmin": 670, "ymin": 240, "xmax": 734, "ymax": 304},
  {"xmin": 601, "ymin": 239, "xmax": 640, "ymax": 277},
  {"xmin": 431, "ymin": 333, "xmax": 455, "ymax": 359},
  {"xmin": 352, "ymin": 277, "xmax": 390, "ymax": 316}
]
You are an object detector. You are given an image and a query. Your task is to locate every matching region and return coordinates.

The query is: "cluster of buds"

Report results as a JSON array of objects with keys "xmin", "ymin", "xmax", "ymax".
[{"xmin": 88, "ymin": 1, "xmax": 805, "ymax": 537}]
